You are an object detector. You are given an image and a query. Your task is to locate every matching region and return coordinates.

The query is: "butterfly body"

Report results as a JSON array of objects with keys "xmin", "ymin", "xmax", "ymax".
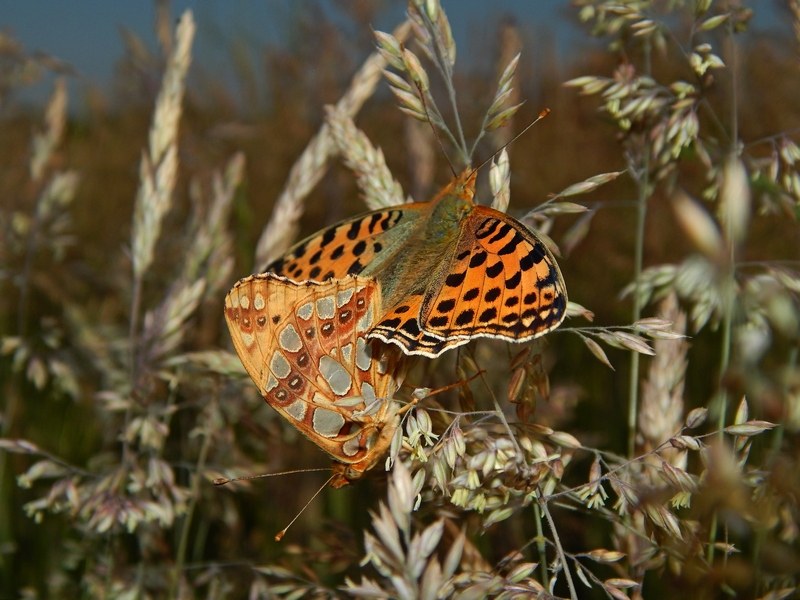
[
  {"xmin": 267, "ymin": 171, "xmax": 567, "ymax": 357},
  {"xmin": 224, "ymin": 274, "xmax": 407, "ymax": 487}
]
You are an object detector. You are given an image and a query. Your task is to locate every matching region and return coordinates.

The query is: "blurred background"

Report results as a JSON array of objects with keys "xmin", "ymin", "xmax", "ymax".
[{"xmin": 2, "ymin": 1, "xmax": 799, "ymax": 597}]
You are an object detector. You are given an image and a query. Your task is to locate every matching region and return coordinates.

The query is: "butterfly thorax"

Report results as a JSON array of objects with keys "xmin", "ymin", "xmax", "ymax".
[{"xmin": 367, "ymin": 195, "xmax": 472, "ymax": 310}]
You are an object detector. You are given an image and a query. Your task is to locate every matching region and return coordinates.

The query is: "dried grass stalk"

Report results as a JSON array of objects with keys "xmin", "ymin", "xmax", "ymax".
[
  {"xmin": 131, "ymin": 10, "xmax": 195, "ymax": 279},
  {"xmin": 325, "ymin": 106, "xmax": 406, "ymax": 209},
  {"xmin": 30, "ymin": 77, "xmax": 67, "ymax": 182},
  {"xmin": 254, "ymin": 20, "xmax": 412, "ymax": 270},
  {"xmin": 490, "ymin": 20, "xmax": 522, "ymax": 150},
  {"xmin": 639, "ymin": 292, "xmax": 688, "ymax": 468}
]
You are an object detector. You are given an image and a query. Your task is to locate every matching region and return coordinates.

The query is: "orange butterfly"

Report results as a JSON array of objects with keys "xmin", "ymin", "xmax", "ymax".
[
  {"xmin": 266, "ymin": 170, "xmax": 567, "ymax": 357},
  {"xmin": 224, "ymin": 273, "xmax": 408, "ymax": 487}
]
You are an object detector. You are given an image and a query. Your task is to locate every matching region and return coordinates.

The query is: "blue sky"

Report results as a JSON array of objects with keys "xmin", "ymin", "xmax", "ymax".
[{"xmin": 0, "ymin": 1, "xmax": 787, "ymax": 108}]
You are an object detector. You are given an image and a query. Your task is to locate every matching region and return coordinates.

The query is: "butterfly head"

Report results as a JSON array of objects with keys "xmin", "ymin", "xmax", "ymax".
[{"xmin": 431, "ymin": 168, "xmax": 477, "ymax": 204}]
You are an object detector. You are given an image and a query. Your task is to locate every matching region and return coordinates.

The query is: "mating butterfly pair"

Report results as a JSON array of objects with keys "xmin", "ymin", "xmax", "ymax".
[{"xmin": 224, "ymin": 170, "xmax": 567, "ymax": 485}]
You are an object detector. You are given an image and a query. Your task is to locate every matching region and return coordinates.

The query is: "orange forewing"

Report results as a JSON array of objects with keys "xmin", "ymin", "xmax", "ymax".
[{"xmin": 265, "ymin": 170, "xmax": 567, "ymax": 358}]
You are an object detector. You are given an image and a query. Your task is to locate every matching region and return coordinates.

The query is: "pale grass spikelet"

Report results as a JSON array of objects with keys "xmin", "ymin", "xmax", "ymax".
[
  {"xmin": 131, "ymin": 11, "xmax": 195, "ymax": 279},
  {"xmin": 638, "ymin": 293, "xmax": 688, "ymax": 469},
  {"xmin": 30, "ymin": 77, "xmax": 67, "ymax": 182},
  {"xmin": 183, "ymin": 152, "xmax": 244, "ymax": 288},
  {"xmin": 489, "ymin": 22, "xmax": 522, "ymax": 149},
  {"xmin": 483, "ymin": 54, "xmax": 524, "ymax": 134},
  {"xmin": 5, "ymin": 2, "xmax": 799, "ymax": 597},
  {"xmin": 4, "ymin": 77, "xmax": 80, "ymax": 398},
  {"xmin": 792, "ymin": 0, "xmax": 800, "ymax": 53},
  {"xmin": 489, "ymin": 148, "xmax": 510, "ymax": 212},
  {"xmin": 419, "ymin": 423, "xmax": 567, "ymax": 520},
  {"xmin": 671, "ymin": 190, "xmax": 724, "ymax": 259},
  {"xmin": 141, "ymin": 278, "xmax": 206, "ymax": 362},
  {"xmin": 254, "ymin": 20, "xmax": 412, "ymax": 270},
  {"xmin": 718, "ymin": 156, "xmax": 751, "ymax": 246},
  {"xmin": 325, "ymin": 106, "xmax": 406, "ymax": 209},
  {"xmin": 549, "ymin": 170, "xmax": 623, "ymax": 201}
]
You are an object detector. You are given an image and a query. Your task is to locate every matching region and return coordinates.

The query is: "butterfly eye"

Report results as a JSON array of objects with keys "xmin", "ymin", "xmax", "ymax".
[
  {"xmin": 321, "ymin": 323, "xmax": 335, "ymax": 337},
  {"xmin": 339, "ymin": 309, "xmax": 352, "ymax": 323},
  {"xmin": 297, "ymin": 352, "xmax": 309, "ymax": 368},
  {"xmin": 256, "ymin": 316, "xmax": 267, "ymax": 327},
  {"xmin": 304, "ymin": 327, "xmax": 315, "ymax": 339}
]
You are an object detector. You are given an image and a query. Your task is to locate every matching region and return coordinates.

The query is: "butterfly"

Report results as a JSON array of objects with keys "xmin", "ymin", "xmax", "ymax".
[
  {"xmin": 265, "ymin": 170, "xmax": 567, "ymax": 358},
  {"xmin": 224, "ymin": 273, "xmax": 408, "ymax": 488}
]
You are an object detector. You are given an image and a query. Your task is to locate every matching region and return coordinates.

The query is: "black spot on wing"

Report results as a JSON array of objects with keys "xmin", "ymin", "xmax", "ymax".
[
  {"xmin": 400, "ymin": 318, "xmax": 421, "ymax": 336},
  {"xmin": 498, "ymin": 232, "xmax": 523, "ymax": 256},
  {"xmin": 345, "ymin": 221, "xmax": 360, "ymax": 240},
  {"xmin": 380, "ymin": 212, "xmax": 399, "ymax": 230},
  {"xmin": 536, "ymin": 265, "xmax": 559, "ymax": 289},
  {"xmin": 520, "ymin": 243, "xmax": 546, "ymax": 271},
  {"xmin": 367, "ymin": 213, "xmax": 382, "ymax": 232},
  {"xmin": 321, "ymin": 227, "xmax": 337, "ymax": 247},
  {"xmin": 330, "ymin": 244, "xmax": 345, "ymax": 259},
  {"xmin": 486, "ymin": 262, "xmax": 503, "ymax": 278},
  {"xmin": 455, "ymin": 309, "xmax": 475, "ymax": 326},
  {"xmin": 292, "ymin": 241, "xmax": 308, "ymax": 259},
  {"xmin": 484, "ymin": 287, "xmax": 501, "ymax": 302},
  {"xmin": 445, "ymin": 271, "xmax": 466, "ymax": 287},
  {"xmin": 478, "ymin": 307, "xmax": 497, "ymax": 323},
  {"xmin": 347, "ymin": 259, "xmax": 364, "ymax": 275},
  {"xmin": 436, "ymin": 299, "xmax": 456, "ymax": 313},
  {"xmin": 488, "ymin": 222, "xmax": 512, "ymax": 244},
  {"xmin": 463, "ymin": 288, "xmax": 479, "ymax": 301},
  {"xmin": 379, "ymin": 317, "xmax": 402, "ymax": 328},
  {"xmin": 430, "ymin": 315, "xmax": 448, "ymax": 327},
  {"xmin": 469, "ymin": 251, "xmax": 487, "ymax": 267},
  {"xmin": 269, "ymin": 257, "xmax": 286, "ymax": 273},
  {"xmin": 475, "ymin": 218, "xmax": 500, "ymax": 239},
  {"xmin": 505, "ymin": 271, "xmax": 521, "ymax": 290}
]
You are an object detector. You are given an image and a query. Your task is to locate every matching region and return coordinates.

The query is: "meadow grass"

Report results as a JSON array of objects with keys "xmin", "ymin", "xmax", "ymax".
[{"xmin": 1, "ymin": 1, "xmax": 799, "ymax": 598}]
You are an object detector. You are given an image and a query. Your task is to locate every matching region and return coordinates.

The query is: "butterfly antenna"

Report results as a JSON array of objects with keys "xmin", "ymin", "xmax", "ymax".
[
  {"xmin": 410, "ymin": 368, "xmax": 486, "ymax": 401},
  {"xmin": 472, "ymin": 107, "xmax": 551, "ymax": 176},
  {"xmin": 274, "ymin": 473, "xmax": 337, "ymax": 541},
  {"xmin": 213, "ymin": 467, "xmax": 330, "ymax": 486},
  {"xmin": 414, "ymin": 81, "xmax": 458, "ymax": 178}
]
